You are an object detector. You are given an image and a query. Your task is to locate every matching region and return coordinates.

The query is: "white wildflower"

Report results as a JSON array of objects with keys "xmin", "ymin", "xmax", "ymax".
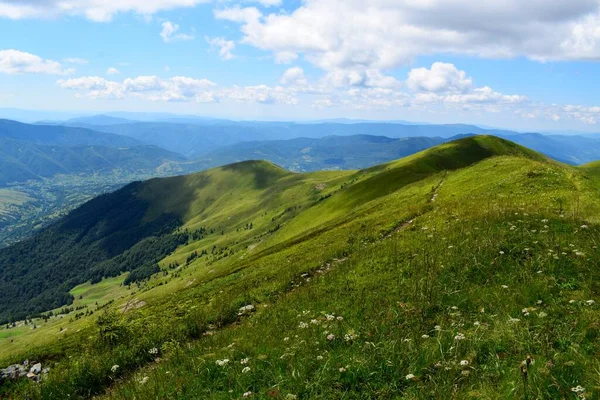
[
  {"xmin": 405, "ymin": 373, "xmax": 415, "ymax": 380},
  {"xmin": 571, "ymin": 385, "xmax": 585, "ymax": 393},
  {"xmin": 148, "ymin": 347, "xmax": 159, "ymax": 355},
  {"xmin": 501, "ymin": 285, "xmax": 509, "ymax": 289},
  {"xmin": 243, "ymin": 391, "xmax": 252, "ymax": 397},
  {"xmin": 216, "ymin": 359, "xmax": 230, "ymax": 367},
  {"xmin": 473, "ymin": 321, "xmax": 480, "ymax": 327},
  {"xmin": 317, "ymin": 355, "xmax": 323, "ymax": 360},
  {"xmin": 240, "ymin": 358, "xmax": 249, "ymax": 365},
  {"xmin": 434, "ymin": 325, "xmax": 442, "ymax": 331},
  {"xmin": 285, "ymin": 395, "xmax": 298, "ymax": 399},
  {"xmin": 538, "ymin": 312, "xmax": 547, "ymax": 318},
  {"xmin": 421, "ymin": 334, "xmax": 430, "ymax": 339},
  {"xmin": 242, "ymin": 367, "xmax": 251, "ymax": 374},
  {"xmin": 339, "ymin": 367, "xmax": 347, "ymax": 373},
  {"xmin": 111, "ymin": 365, "xmax": 119, "ymax": 373},
  {"xmin": 586, "ymin": 300, "xmax": 595, "ymax": 306},
  {"xmin": 298, "ymin": 322, "xmax": 308, "ymax": 329},
  {"xmin": 459, "ymin": 360, "xmax": 469, "ymax": 367},
  {"xmin": 140, "ymin": 376, "xmax": 149, "ymax": 384},
  {"xmin": 454, "ymin": 333, "xmax": 465, "ymax": 341},
  {"xmin": 327, "ymin": 334, "xmax": 335, "ymax": 341},
  {"xmin": 581, "ymin": 225, "xmax": 589, "ymax": 229},
  {"xmin": 508, "ymin": 317, "xmax": 521, "ymax": 324},
  {"xmin": 336, "ymin": 316, "xmax": 344, "ymax": 321},
  {"xmin": 326, "ymin": 314, "xmax": 335, "ymax": 321},
  {"xmin": 283, "ymin": 337, "xmax": 290, "ymax": 342}
]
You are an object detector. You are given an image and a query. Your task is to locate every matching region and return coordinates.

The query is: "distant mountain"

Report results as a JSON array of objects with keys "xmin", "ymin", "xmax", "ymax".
[
  {"xmin": 0, "ymin": 119, "xmax": 143, "ymax": 148},
  {"xmin": 496, "ymin": 133, "xmax": 600, "ymax": 165},
  {"xmin": 166, "ymin": 135, "xmax": 446, "ymax": 173},
  {"xmin": 58, "ymin": 115, "xmax": 135, "ymax": 126},
  {"xmin": 0, "ymin": 137, "xmax": 185, "ymax": 186}
]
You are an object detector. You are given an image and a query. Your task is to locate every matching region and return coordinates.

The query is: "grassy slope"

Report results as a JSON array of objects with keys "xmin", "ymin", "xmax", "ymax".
[{"xmin": 3, "ymin": 136, "xmax": 600, "ymax": 399}]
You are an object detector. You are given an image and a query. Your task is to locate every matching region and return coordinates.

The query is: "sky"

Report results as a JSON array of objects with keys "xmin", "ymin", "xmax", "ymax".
[{"xmin": 2, "ymin": 0, "xmax": 600, "ymax": 131}]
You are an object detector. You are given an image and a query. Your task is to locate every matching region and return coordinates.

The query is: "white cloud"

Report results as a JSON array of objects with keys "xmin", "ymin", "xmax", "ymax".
[
  {"xmin": 0, "ymin": 0, "xmax": 211, "ymax": 22},
  {"xmin": 160, "ymin": 21, "xmax": 195, "ymax": 43},
  {"xmin": 106, "ymin": 67, "xmax": 120, "ymax": 75},
  {"xmin": 218, "ymin": 0, "xmax": 600, "ymax": 80},
  {"xmin": 205, "ymin": 36, "xmax": 236, "ymax": 60},
  {"xmin": 280, "ymin": 67, "xmax": 307, "ymax": 86},
  {"xmin": 407, "ymin": 62, "xmax": 472, "ymax": 93},
  {"xmin": 214, "ymin": 6, "xmax": 261, "ymax": 24},
  {"xmin": 57, "ymin": 75, "xmax": 297, "ymax": 105},
  {"xmin": 0, "ymin": 49, "xmax": 73, "ymax": 75},
  {"xmin": 244, "ymin": 0, "xmax": 281, "ymax": 6}
]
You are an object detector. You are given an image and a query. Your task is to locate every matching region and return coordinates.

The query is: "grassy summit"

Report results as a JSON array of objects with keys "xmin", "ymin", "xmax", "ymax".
[{"xmin": 2, "ymin": 136, "xmax": 600, "ymax": 399}]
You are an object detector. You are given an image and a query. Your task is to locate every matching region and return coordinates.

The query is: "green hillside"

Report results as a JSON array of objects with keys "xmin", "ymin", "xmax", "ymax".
[
  {"xmin": 2, "ymin": 136, "xmax": 600, "ymax": 399},
  {"xmin": 0, "ymin": 137, "xmax": 185, "ymax": 186}
]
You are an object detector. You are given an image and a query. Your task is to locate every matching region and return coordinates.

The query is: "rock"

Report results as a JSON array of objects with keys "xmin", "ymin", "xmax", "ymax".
[{"xmin": 30, "ymin": 363, "xmax": 42, "ymax": 375}]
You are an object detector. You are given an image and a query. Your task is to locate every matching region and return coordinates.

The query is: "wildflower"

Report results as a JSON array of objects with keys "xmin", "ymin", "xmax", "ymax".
[
  {"xmin": 508, "ymin": 317, "xmax": 520, "ymax": 324},
  {"xmin": 421, "ymin": 334, "xmax": 430, "ymax": 339},
  {"xmin": 111, "ymin": 365, "xmax": 119, "ymax": 373},
  {"xmin": 283, "ymin": 337, "xmax": 290, "ymax": 342},
  {"xmin": 499, "ymin": 251, "xmax": 505, "ymax": 255},
  {"xmin": 581, "ymin": 225, "xmax": 589, "ymax": 229},
  {"xmin": 326, "ymin": 314, "xmax": 335, "ymax": 321},
  {"xmin": 460, "ymin": 360, "xmax": 469, "ymax": 367},
  {"xmin": 336, "ymin": 316, "xmax": 344, "ymax": 321},
  {"xmin": 285, "ymin": 395, "xmax": 298, "ymax": 400},
  {"xmin": 310, "ymin": 319, "xmax": 320, "ymax": 325},
  {"xmin": 586, "ymin": 300, "xmax": 595, "ymax": 306},
  {"xmin": 339, "ymin": 367, "xmax": 347, "ymax": 373},
  {"xmin": 536, "ymin": 300, "xmax": 543, "ymax": 305},
  {"xmin": 216, "ymin": 359, "xmax": 230, "ymax": 367},
  {"xmin": 454, "ymin": 333, "xmax": 465, "ymax": 341},
  {"xmin": 569, "ymin": 300, "xmax": 576, "ymax": 304},
  {"xmin": 538, "ymin": 312, "xmax": 547, "ymax": 318},
  {"xmin": 298, "ymin": 322, "xmax": 308, "ymax": 329},
  {"xmin": 571, "ymin": 385, "xmax": 585, "ymax": 393},
  {"xmin": 451, "ymin": 306, "xmax": 458, "ymax": 310},
  {"xmin": 344, "ymin": 332, "xmax": 357, "ymax": 342},
  {"xmin": 243, "ymin": 391, "xmax": 252, "ymax": 397},
  {"xmin": 473, "ymin": 321, "xmax": 480, "ymax": 327},
  {"xmin": 240, "ymin": 358, "xmax": 250, "ymax": 365},
  {"xmin": 317, "ymin": 355, "xmax": 323, "ymax": 360},
  {"xmin": 434, "ymin": 325, "xmax": 442, "ymax": 331},
  {"xmin": 405, "ymin": 373, "xmax": 415, "ymax": 380},
  {"xmin": 461, "ymin": 370, "xmax": 470, "ymax": 376},
  {"xmin": 327, "ymin": 334, "xmax": 335, "ymax": 341},
  {"xmin": 242, "ymin": 367, "xmax": 251, "ymax": 374},
  {"xmin": 522, "ymin": 308, "xmax": 530, "ymax": 317},
  {"xmin": 140, "ymin": 376, "xmax": 149, "ymax": 384},
  {"xmin": 501, "ymin": 285, "xmax": 509, "ymax": 289}
]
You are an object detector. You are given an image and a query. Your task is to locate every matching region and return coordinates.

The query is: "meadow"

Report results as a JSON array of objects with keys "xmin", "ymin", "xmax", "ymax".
[{"xmin": 1, "ymin": 136, "xmax": 599, "ymax": 399}]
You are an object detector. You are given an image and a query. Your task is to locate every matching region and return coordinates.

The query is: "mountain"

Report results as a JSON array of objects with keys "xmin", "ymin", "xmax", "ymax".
[
  {"xmin": 166, "ymin": 135, "xmax": 446, "ymax": 173},
  {"xmin": 46, "ymin": 115, "xmax": 135, "ymax": 127},
  {"xmin": 0, "ymin": 137, "xmax": 185, "ymax": 186},
  {"xmin": 3, "ymin": 135, "xmax": 600, "ymax": 399},
  {"xmin": 0, "ymin": 119, "xmax": 143, "ymax": 148}
]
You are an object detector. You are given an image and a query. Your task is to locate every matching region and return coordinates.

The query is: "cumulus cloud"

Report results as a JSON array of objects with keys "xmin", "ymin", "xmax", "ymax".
[
  {"xmin": 0, "ymin": 49, "xmax": 73, "ymax": 75},
  {"xmin": 280, "ymin": 67, "xmax": 307, "ymax": 86},
  {"xmin": 160, "ymin": 21, "xmax": 195, "ymax": 43},
  {"xmin": 217, "ymin": 0, "xmax": 600, "ymax": 77},
  {"xmin": 407, "ymin": 62, "xmax": 472, "ymax": 93},
  {"xmin": 106, "ymin": 67, "xmax": 120, "ymax": 75},
  {"xmin": 0, "ymin": 0, "xmax": 211, "ymax": 22},
  {"xmin": 205, "ymin": 36, "xmax": 236, "ymax": 60},
  {"xmin": 57, "ymin": 75, "xmax": 296, "ymax": 104}
]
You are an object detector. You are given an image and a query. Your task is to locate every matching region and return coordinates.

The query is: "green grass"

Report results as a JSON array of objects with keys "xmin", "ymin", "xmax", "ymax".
[{"xmin": 3, "ymin": 136, "xmax": 600, "ymax": 399}]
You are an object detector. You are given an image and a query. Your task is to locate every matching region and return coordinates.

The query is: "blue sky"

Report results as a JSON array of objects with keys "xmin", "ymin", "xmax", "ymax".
[{"xmin": 2, "ymin": 0, "xmax": 600, "ymax": 131}]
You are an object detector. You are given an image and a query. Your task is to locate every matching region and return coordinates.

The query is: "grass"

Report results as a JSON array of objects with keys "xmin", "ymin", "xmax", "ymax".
[{"xmin": 2, "ymin": 136, "xmax": 600, "ymax": 399}]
